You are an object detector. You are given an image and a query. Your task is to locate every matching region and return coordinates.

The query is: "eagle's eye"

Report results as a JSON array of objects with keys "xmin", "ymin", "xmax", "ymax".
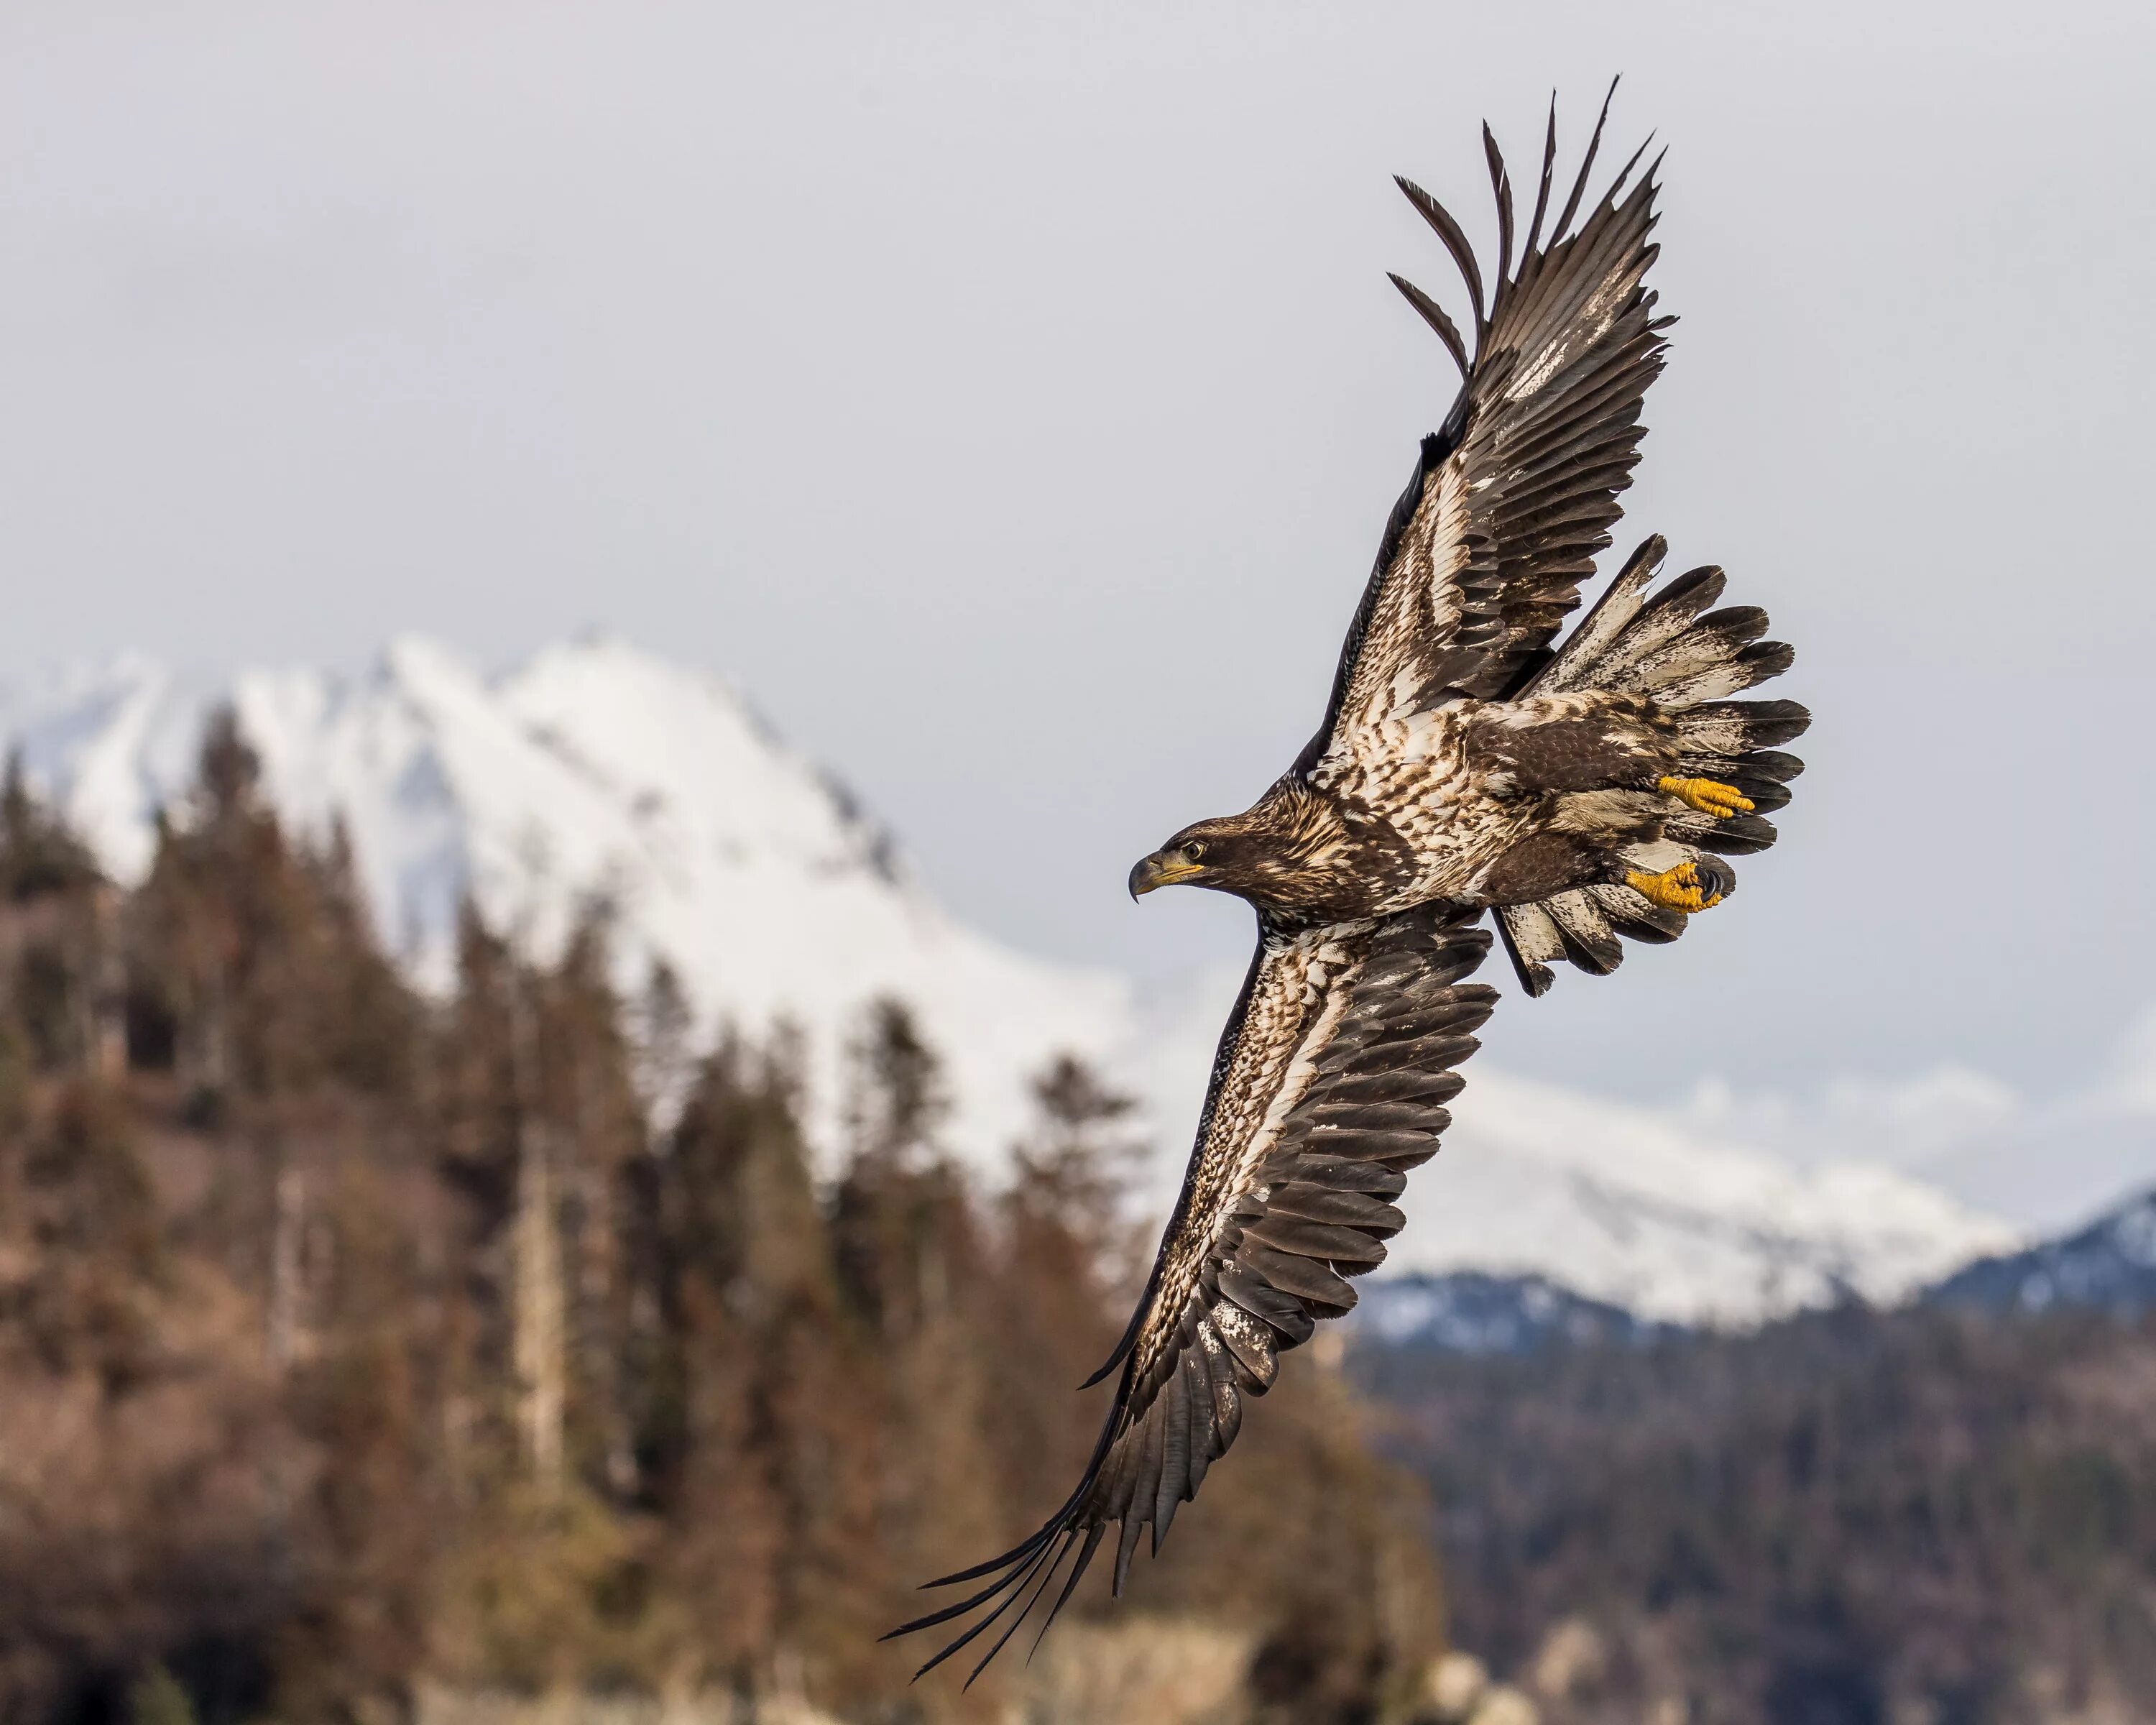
[{"xmin": 1181, "ymin": 840, "xmax": 1206, "ymax": 862}]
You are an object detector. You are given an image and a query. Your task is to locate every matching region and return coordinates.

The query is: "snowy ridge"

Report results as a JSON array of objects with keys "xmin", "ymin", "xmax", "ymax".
[
  {"xmin": 0, "ymin": 635, "xmax": 1133, "ymax": 1170},
  {"xmin": 0, "ymin": 635, "xmax": 2028, "ymax": 1325},
  {"xmin": 1406, "ymin": 1067, "xmax": 2020, "ymax": 1323}
]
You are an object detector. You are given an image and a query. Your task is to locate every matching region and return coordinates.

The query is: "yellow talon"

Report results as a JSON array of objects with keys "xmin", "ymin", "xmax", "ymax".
[
  {"xmin": 1657, "ymin": 775, "xmax": 1754, "ymax": 819},
  {"xmin": 1625, "ymin": 860, "xmax": 1724, "ymax": 914}
]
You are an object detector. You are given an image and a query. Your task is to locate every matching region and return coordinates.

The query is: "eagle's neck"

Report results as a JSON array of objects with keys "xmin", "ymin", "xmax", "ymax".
[{"xmin": 1238, "ymin": 780, "xmax": 1401, "ymax": 923}]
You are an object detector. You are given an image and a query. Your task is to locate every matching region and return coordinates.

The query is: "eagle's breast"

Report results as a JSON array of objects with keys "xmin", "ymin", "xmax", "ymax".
[{"xmin": 1302, "ymin": 700, "xmax": 1539, "ymax": 913}]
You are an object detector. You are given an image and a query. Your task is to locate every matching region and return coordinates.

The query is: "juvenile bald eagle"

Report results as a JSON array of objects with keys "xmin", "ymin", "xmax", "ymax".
[{"xmin": 894, "ymin": 89, "xmax": 1807, "ymax": 1680}]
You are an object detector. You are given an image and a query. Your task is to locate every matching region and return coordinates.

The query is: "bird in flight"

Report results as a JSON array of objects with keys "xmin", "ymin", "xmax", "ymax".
[{"xmin": 893, "ymin": 86, "xmax": 1807, "ymax": 1682}]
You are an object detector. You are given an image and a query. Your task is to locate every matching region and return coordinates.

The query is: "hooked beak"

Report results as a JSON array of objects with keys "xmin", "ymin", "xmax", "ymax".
[{"xmin": 1128, "ymin": 851, "xmax": 1204, "ymax": 901}]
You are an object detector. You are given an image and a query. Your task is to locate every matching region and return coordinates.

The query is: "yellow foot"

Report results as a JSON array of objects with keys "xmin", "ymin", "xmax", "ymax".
[
  {"xmin": 1625, "ymin": 860, "xmax": 1726, "ymax": 914},
  {"xmin": 1657, "ymin": 775, "xmax": 1754, "ymax": 819}
]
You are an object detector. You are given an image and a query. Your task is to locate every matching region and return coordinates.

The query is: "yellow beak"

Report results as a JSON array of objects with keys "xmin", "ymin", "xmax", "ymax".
[{"xmin": 1129, "ymin": 852, "xmax": 1204, "ymax": 899}]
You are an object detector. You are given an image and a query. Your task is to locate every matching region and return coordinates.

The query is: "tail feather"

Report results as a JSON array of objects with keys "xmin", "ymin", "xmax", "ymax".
[
  {"xmin": 1586, "ymin": 880, "xmax": 1684, "ymax": 944},
  {"xmin": 1677, "ymin": 749, "xmax": 1802, "ymax": 804},
  {"xmin": 1673, "ymin": 699, "xmax": 1810, "ymax": 755},
  {"xmin": 1527, "ymin": 535, "xmax": 1664, "ymax": 694},
  {"xmin": 1542, "ymin": 888, "xmax": 1623, "ymax": 973},
  {"xmin": 1665, "ymin": 809, "xmax": 1779, "ymax": 855},
  {"xmin": 1599, "ymin": 599, "xmax": 1763, "ymax": 698},
  {"xmin": 1644, "ymin": 638, "xmax": 1794, "ymax": 707},
  {"xmin": 1709, "ymin": 772, "xmax": 1792, "ymax": 814},
  {"xmin": 1496, "ymin": 899, "xmax": 1567, "ymax": 997}
]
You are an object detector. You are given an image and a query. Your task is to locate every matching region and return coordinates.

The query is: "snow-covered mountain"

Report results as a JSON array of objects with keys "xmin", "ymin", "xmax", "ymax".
[
  {"xmin": 0, "ymin": 635, "xmax": 1134, "ymax": 1168},
  {"xmin": 1392, "ymin": 1066, "xmax": 2020, "ymax": 1323},
  {"xmin": 1356, "ymin": 1185, "xmax": 2156, "ymax": 1353},
  {"xmin": 0, "ymin": 635, "xmax": 2021, "ymax": 1325}
]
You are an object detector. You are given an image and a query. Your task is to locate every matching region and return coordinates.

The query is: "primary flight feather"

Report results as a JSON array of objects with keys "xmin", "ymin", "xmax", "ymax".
[{"xmin": 891, "ymin": 87, "xmax": 1808, "ymax": 1683}]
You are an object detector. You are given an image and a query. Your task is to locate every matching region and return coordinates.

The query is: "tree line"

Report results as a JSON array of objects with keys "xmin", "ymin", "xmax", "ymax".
[{"xmin": 0, "ymin": 719, "xmax": 1445, "ymax": 1725}]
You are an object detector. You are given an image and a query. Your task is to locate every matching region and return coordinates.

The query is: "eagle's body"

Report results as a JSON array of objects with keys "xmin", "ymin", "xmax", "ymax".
[
  {"xmin": 1220, "ymin": 686, "xmax": 1695, "ymax": 923},
  {"xmin": 896, "ymin": 92, "xmax": 1809, "ymax": 1683}
]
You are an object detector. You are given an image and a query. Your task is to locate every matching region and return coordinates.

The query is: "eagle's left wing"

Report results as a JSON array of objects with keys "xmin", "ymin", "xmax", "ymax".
[
  {"xmin": 1298, "ymin": 91, "xmax": 1671, "ymax": 783},
  {"xmin": 890, "ymin": 904, "xmax": 1495, "ymax": 1682}
]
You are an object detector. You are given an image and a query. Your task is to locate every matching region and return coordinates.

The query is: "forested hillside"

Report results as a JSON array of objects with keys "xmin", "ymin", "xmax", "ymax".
[
  {"xmin": 0, "ymin": 719, "xmax": 1442, "ymax": 1725},
  {"xmin": 1354, "ymin": 1305, "xmax": 2156, "ymax": 1724}
]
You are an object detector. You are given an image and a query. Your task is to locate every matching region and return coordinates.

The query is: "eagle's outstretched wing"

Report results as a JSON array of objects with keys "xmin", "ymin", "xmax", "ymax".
[
  {"xmin": 890, "ymin": 905, "xmax": 1495, "ymax": 1682},
  {"xmin": 1298, "ymin": 88, "xmax": 1672, "ymax": 781}
]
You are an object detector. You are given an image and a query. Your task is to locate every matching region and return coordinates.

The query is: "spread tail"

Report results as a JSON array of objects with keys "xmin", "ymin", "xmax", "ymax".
[{"xmin": 1499, "ymin": 535, "xmax": 1809, "ymax": 995}]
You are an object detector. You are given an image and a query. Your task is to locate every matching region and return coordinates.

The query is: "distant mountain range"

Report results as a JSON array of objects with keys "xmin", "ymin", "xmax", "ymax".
[
  {"xmin": 1357, "ymin": 1184, "xmax": 2156, "ymax": 1353},
  {"xmin": 1928, "ymin": 1186, "xmax": 2156, "ymax": 1318},
  {"xmin": 1350, "ymin": 1064, "xmax": 2017, "ymax": 1328},
  {"xmin": 0, "ymin": 635, "xmax": 2032, "ymax": 1328}
]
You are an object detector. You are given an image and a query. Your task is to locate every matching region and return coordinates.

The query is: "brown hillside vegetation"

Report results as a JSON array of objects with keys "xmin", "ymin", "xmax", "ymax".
[{"xmin": 0, "ymin": 724, "xmax": 1443, "ymax": 1725}]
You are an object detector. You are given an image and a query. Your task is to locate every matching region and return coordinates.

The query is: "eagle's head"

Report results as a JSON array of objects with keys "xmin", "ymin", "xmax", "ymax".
[
  {"xmin": 1128, "ymin": 785, "xmax": 1361, "ymax": 915},
  {"xmin": 1127, "ymin": 816, "xmax": 1263, "ymax": 901}
]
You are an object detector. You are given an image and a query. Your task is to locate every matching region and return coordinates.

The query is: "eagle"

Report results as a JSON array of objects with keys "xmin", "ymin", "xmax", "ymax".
[{"xmin": 893, "ymin": 88, "xmax": 1807, "ymax": 1681}]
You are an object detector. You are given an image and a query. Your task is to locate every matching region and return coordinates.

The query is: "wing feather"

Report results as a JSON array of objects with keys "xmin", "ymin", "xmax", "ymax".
[
  {"xmin": 1549, "ymin": 76, "xmax": 1620, "ymax": 252},
  {"xmin": 1395, "ymin": 175, "xmax": 1486, "ymax": 338},
  {"xmin": 1388, "ymin": 272, "xmax": 1471, "ymax": 381},
  {"xmin": 1483, "ymin": 124, "xmax": 1514, "ymax": 289},
  {"xmin": 890, "ymin": 904, "xmax": 1494, "ymax": 1679}
]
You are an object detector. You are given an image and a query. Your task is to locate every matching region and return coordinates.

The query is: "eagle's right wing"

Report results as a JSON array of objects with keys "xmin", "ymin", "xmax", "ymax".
[
  {"xmin": 1299, "ymin": 89, "xmax": 1672, "ymax": 786},
  {"xmin": 890, "ymin": 903, "xmax": 1495, "ymax": 1682}
]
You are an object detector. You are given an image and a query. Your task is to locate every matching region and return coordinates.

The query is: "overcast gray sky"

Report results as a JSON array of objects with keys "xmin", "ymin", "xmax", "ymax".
[{"xmin": 4, "ymin": 1, "xmax": 2152, "ymax": 1109}]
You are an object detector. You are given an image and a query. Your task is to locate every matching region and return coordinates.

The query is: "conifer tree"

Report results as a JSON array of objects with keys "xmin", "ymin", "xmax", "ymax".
[
  {"xmin": 827, "ymin": 1000, "xmax": 1009, "ymax": 1676},
  {"xmin": 0, "ymin": 750, "xmax": 112, "ymax": 1075},
  {"xmin": 985, "ymin": 1056, "xmax": 1150, "ymax": 1550}
]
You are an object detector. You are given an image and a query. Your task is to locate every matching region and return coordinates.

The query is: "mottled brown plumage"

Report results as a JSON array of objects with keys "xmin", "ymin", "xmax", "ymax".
[{"xmin": 893, "ymin": 88, "xmax": 1808, "ymax": 1683}]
